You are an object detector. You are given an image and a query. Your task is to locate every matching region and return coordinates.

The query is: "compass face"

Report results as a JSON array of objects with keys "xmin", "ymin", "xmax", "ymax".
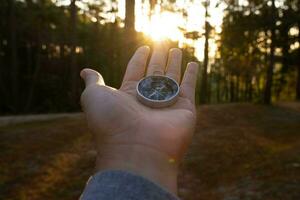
[{"xmin": 137, "ymin": 76, "xmax": 179, "ymax": 101}]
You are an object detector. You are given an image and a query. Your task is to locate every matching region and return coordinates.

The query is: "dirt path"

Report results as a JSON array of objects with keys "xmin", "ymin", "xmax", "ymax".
[
  {"xmin": 0, "ymin": 113, "xmax": 83, "ymax": 127},
  {"xmin": 0, "ymin": 103, "xmax": 300, "ymax": 200}
]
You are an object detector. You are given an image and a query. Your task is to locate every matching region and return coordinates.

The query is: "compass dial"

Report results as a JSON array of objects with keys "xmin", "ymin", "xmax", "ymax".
[{"xmin": 136, "ymin": 76, "xmax": 179, "ymax": 108}]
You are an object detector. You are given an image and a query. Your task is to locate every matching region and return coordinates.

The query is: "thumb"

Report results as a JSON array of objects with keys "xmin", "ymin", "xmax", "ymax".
[{"xmin": 80, "ymin": 68, "xmax": 105, "ymax": 87}]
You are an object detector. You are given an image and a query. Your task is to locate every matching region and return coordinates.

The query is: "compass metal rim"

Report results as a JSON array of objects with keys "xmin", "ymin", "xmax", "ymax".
[{"xmin": 136, "ymin": 75, "xmax": 180, "ymax": 108}]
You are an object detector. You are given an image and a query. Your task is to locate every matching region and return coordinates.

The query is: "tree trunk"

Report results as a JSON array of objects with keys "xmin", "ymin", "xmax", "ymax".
[
  {"xmin": 70, "ymin": 0, "xmax": 78, "ymax": 109},
  {"xmin": 216, "ymin": 74, "xmax": 221, "ymax": 103},
  {"xmin": 230, "ymin": 75, "xmax": 235, "ymax": 102},
  {"xmin": 246, "ymin": 76, "xmax": 253, "ymax": 102},
  {"xmin": 277, "ymin": 20, "xmax": 290, "ymax": 100},
  {"xmin": 249, "ymin": 80, "xmax": 253, "ymax": 101},
  {"xmin": 224, "ymin": 74, "xmax": 229, "ymax": 102},
  {"xmin": 296, "ymin": 64, "xmax": 300, "ymax": 100},
  {"xmin": 235, "ymin": 75, "xmax": 240, "ymax": 102},
  {"xmin": 296, "ymin": 21, "xmax": 300, "ymax": 100},
  {"xmin": 207, "ymin": 73, "xmax": 211, "ymax": 103},
  {"xmin": 150, "ymin": 0, "xmax": 156, "ymax": 12},
  {"xmin": 199, "ymin": 0, "xmax": 210, "ymax": 104},
  {"xmin": 122, "ymin": 0, "xmax": 136, "ymax": 87},
  {"xmin": 247, "ymin": 78, "xmax": 251, "ymax": 101},
  {"xmin": 244, "ymin": 78, "xmax": 248, "ymax": 101},
  {"xmin": 0, "ymin": 49, "xmax": 8, "ymax": 110},
  {"xmin": 8, "ymin": 0, "xmax": 19, "ymax": 112},
  {"xmin": 125, "ymin": 0, "xmax": 135, "ymax": 31},
  {"xmin": 264, "ymin": 0, "xmax": 275, "ymax": 104},
  {"xmin": 25, "ymin": 31, "xmax": 41, "ymax": 112}
]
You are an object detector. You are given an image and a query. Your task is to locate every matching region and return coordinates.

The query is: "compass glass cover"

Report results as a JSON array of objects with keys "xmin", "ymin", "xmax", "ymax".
[{"xmin": 138, "ymin": 76, "xmax": 178, "ymax": 101}]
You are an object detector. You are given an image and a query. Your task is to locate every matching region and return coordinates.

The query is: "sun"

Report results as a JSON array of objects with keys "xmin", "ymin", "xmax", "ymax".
[
  {"xmin": 120, "ymin": 0, "xmax": 225, "ymax": 61},
  {"xmin": 134, "ymin": 1, "xmax": 184, "ymax": 42},
  {"xmin": 145, "ymin": 11, "xmax": 183, "ymax": 41}
]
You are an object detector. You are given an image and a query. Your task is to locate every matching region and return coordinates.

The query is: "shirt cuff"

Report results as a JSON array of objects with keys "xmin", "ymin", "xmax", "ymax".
[{"xmin": 80, "ymin": 170, "xmax": 179, "ymax": 200}]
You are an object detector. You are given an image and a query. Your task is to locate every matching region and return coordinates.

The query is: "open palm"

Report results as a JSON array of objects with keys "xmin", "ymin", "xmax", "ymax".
[{"xmin": 80, "ymin": 44, "xmax": 199, "ymax": 192}]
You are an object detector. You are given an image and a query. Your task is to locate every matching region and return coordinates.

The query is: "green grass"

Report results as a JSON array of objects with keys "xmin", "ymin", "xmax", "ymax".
[{"xmin": 0, "ymin": 103, "xmax": 300, "ymax": 200}]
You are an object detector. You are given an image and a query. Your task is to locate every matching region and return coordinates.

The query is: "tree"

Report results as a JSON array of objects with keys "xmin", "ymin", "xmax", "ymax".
[
  {"xmin": 263, "ymin": 0, "xmax": 276, "ymax": 104},
  {"xmin": 7, "ymin": 0, "xmax": 19, "ymax": 112},
  {"xmin": 199, "ymin": 0, "xmax": 211, "ymax": 104},
  {"xmin": 69, "ymin": 0, "xmax": 79, "ymax": 109},
  {"xmin": 125, "ymin": 0, "xmax": 135, "ymax": 31},
  {"xmin": 297, "ymin": 20, "xmax": 300, "ymax": 100}
]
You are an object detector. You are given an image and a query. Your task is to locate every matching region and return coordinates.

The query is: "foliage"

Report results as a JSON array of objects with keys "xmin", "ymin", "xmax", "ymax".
[
  {"xmin": 0, "ymin": 0, "xmax": 140, "ymax": 114},
  {"xmin": 0, "ymin": 0, "xmax": 300, "ymax": 114},
  {"xmin": 217, "ymin": 0, "xmax": 300, "ymax": 103}
]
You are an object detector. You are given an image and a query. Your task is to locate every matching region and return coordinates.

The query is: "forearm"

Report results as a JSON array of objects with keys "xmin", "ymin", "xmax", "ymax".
[{"xmin": 95, "ymin": 143, "xmax": 179, "ymax": 194}]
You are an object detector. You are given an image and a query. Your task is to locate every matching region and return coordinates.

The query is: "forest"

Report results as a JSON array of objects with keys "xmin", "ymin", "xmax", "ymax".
[{"xmin": 0, "ymin": 0, "xmax": 299, "ymax": 114}]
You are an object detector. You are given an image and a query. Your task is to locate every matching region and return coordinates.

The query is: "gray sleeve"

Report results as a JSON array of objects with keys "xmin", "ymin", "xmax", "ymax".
[{"xmin": 80, "ymin": 170, "xmax": 180, "ymax": 200}]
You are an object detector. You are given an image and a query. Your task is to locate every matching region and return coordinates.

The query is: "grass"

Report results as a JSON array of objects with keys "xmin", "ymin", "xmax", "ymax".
[
  {"xmin": 0, "ymin": 103, "xmax": 300, "ymax": 200},
  {"xmin": 179, "ymin": 103, "xmax": 300, "ymax": 200}
]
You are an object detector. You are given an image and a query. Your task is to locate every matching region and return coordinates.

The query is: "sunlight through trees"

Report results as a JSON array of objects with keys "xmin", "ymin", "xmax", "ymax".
[{"xmin": 0, "ymin": 0, "xmax": 299, "ymax": 114}]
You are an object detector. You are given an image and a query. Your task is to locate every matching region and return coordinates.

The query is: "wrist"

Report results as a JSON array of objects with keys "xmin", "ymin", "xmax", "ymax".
[{"xmin": 95, "ymin": 143, "xmax": 179, "ymax": 194}]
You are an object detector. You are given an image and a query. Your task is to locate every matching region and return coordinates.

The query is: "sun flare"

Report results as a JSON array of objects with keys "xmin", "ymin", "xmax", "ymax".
[
  {"xmin": 116, "ymin": 0, "xmax": 225, "ymax": 61},
  {"xmin": 145, "ymin": 11, "xmax": 183, "ymax": 41}
]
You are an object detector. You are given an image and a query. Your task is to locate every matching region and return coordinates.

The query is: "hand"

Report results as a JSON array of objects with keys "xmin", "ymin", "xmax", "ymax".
[{"xmin": 80, "ymin": 44, "xmax": 199, "ymax": 194}]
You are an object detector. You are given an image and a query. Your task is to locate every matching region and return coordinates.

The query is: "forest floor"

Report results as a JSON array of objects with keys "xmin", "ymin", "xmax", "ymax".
[{"xmin": 0, "ymin": 103, "xmax": 299, "ymax": 200}]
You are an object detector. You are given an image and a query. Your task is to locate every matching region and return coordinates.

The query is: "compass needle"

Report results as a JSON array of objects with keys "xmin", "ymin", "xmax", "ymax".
[{"xmin": 136, "ymin": 75, "xmax": 179, "ymax": 108}]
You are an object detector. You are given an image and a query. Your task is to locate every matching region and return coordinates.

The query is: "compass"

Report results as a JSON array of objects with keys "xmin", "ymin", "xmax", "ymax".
[{"xmin": 136, "ymin": 75, "xmax": 180, "ymax": 108}]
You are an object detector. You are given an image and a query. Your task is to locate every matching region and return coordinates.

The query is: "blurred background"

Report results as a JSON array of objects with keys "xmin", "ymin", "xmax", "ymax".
[
  {"xmin": 1, "ymin": 0, "xmax": 299, "ymax": 114},
  {"xmin": 0, "ymin": 0, "xmax": 299, "ymax": 199}
]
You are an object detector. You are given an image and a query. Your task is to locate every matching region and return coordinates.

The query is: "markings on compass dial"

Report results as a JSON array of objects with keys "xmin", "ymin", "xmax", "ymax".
[{"xmin": 138, "ymin": 76, "xmax": 178, "ymax": 101}]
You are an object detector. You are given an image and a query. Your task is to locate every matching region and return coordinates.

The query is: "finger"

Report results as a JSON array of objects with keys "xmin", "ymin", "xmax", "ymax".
[
  {"xmin": 180, "ymin": 62, "xmax": 199, "ymax": 103},
  {"xmin": 165, "ymin": 48, "xmax": 182, "ymax": 82},
  {"xmin": 122, "ymin": 46, "xmax": 150, "ymax": 84},
  {"xmin": 146, "ymin": 42, "xmax": 168, "ymax": 76},
  {"xmin": 80, "ymin": 68, "xmax": 105, "ymax": 87}
]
